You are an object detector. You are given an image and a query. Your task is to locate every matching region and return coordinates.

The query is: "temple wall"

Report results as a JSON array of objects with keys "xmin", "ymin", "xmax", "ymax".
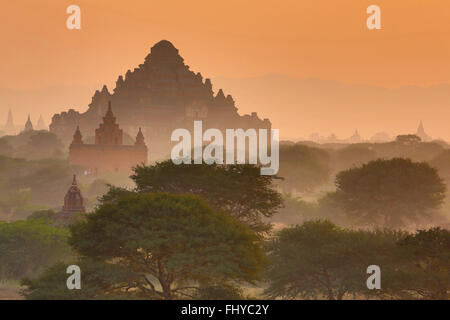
[{"xmin": 69, "ymin": 144, "xmax": 147, "ymax": 175}]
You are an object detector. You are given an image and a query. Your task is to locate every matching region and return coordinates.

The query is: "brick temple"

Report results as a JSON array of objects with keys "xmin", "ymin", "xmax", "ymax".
[{"xmin": 69, "ymin": 102, "xmax": 148, "ymax": 175}]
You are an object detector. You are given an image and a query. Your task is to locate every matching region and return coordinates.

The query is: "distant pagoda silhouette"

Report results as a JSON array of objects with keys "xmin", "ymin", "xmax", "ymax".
[
  {"xmin": 349, "ymin": 129, "xmax": 361, "ymax": 143},
  {"xmin": 4, "ymin": 109, "xmax": 15, "ymax": 134},
  {"xmin": 59, "ymin": 174, "xmax": 85, "ymax": 221},
  {"xmin": 37, "ymin": 115, "xmax": 46, "ymax": 130},
  {"xmin": 416, "ymin": 121, "xmax": 432, "ymax": 142}
]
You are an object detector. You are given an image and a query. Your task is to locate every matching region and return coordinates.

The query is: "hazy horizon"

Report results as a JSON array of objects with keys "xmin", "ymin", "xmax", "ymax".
[{"xmin": 1, "ymin": 73, "xmax": 449, "ymax": 141}]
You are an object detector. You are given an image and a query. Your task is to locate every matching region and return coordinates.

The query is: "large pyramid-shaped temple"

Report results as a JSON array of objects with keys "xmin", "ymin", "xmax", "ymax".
[{"xmin": 50, "ymin": 40, "xmax": 271, "ymax": 159}]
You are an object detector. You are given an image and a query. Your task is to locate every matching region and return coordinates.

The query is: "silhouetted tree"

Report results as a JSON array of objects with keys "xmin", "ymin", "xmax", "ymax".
[
  {"xmin": 395, "ymin": 134, "xmax": 421, "ymax": 145},
  {"xmin": 0, "ymin": 219, "xmax": 72, "ymax": 281},
  {"xmin": 278, "ymin": 144, "xmax": 331, "ymax": 193},
  {"xmin": 21, "ymin": 259, "xmax": 134, "ymax": 300},
  {"xmin": 334, "ymin": 158, "xmax": 446, "ymax": 228},
  {"xmin": 430, "ymin": 150, "xmax": 450, "ymax": 184},
  {"xmin": 264, "ymin": 220, "xmax": 403, "ymax": 300},
  {"xmin": 333, "ymin": 144, "xmax": 376, "ymax": 171},
  {"xmin": 381, "ymin": 228, "xmax": 450, "ymax": 299},
  {"xmin": 68, "ymin": 193, "xmax": 266, "ymax": 299},
  {"xmin": 128, "ymin": 161, "xmax": 282, "ymax": 234}
]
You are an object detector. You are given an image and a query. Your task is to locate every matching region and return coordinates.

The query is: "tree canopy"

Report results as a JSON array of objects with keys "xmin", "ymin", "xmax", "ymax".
[
  {"xmin": 277, "ymin": 144, "xmax": 331, "ymax": 193},
  {"xmin": 386, "ymin": 227, "xmax": 450, "ymax": 299},
  {"xmin": 128, "ymin": 161, "xmax": 282, "ymax": 234},
  {"xmin": 66, "ymin": 192, "xmax": 266, "ymax": 299},
  {"xmin": 0, "ymin": 219, "xmax": 72, "ymax": 281},
  {"xmin": 21, "ymin": 259, "xmax": 135, "ymax": 300},
  {"xmin": 334, "ymin": 158, "xmax": 446, "ymax": 228}
]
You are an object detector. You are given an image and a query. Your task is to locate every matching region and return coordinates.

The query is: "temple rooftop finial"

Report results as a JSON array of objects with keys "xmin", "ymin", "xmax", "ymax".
[
  {"xmin": 135, "ymin": 127, "xmax": 146, "ymax": 147},
  {"xmin": 71, "ymin": 125, "xmax": 83, "ymax": 145},
  {"xmin": 24, "ymin": 114, "xmax": 34, "ymax": 132}
]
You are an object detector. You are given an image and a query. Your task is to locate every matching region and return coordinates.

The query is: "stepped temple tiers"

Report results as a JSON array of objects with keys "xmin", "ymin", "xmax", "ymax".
[
  {"xmin": 50, "ymin": 40, "xmax": 271, "ymax": 159},
  {"xmin": 69, "ymin": 102, "xmax": 148, "ymax": 174},
  {"xmin": 58, "ymin": 174, "xmax": 85, "ymax": 221}
]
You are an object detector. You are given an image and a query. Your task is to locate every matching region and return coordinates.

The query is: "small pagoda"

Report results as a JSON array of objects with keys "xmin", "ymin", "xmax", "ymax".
[
  {"xmin": 24, "ymin": 114, "xmax": 34, "ymax": 132},
  {"xmin": 58, "ymin": 174, "xmax": 85, "ymax": 221}
]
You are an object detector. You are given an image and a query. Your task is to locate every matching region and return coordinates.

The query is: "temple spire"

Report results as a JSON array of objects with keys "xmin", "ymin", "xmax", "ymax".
[
  {"xmin": 103, "ymin": 101, "xmax": 116, "ymax": 123},
  {"xmin": 4, "ymin": 109, "xmax": 15, "ymax": 133},
  {"xmin": 71, "ymin": 125, "xmax": 83, "ymax": 144},
  {"xmin": 95, "ymin": 101, "xmax": 123, "ymax": 145},
  {"xmin": 24, "ymin": 114, "xmax": 33, "ymax": 132},
  {"xmin": 59, "ymin": 173, "xmax": 85, "ymax": 222},
  {"xmin": 135, "ymin": 127, "xmax": 146, "ymax": 147},
  {"xmin": 416, "ymin": 120, "xmax": 432, "ymax": 141}
]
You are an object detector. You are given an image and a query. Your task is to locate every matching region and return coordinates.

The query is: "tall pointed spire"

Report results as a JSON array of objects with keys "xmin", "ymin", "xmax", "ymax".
[
  {"xmin": 71, "ymin": 125, "xmax": 83, "ymax": 145},
  {"xmin": 95, "ymin": 101, "xmax": 123, "ymax": 145},
  {"xmin": 103, "ymin": 101, "xmax": 116, "ymax": 123},
  {"xmin": 59, "ymin": 174, "xmax": 85, "ymax": 222},
  {"xmin": 416, "ymin": 121, "xmax": 432, "ymax": 141},
  {"xmin": 37, "ymin": 114, "xmax": 46, "ymax": 130},
  {"xmin": 135, "ymin": 127, "xmax": 146, "ymax": 147}
]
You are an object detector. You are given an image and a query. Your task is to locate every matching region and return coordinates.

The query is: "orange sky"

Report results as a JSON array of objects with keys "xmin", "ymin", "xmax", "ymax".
[
  {"xmin": 2, "ymin": 0, "xmax": 450, "ymax": 89},
  {"xmin": 1, "ymin": 0, "xmax": 450, "ymax": 139}
]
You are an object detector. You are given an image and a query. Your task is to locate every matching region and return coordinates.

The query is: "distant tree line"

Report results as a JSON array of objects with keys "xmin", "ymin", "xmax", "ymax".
[{"xmin": 277, "ymin": 135, "xmax": 450, "ymax": 194}]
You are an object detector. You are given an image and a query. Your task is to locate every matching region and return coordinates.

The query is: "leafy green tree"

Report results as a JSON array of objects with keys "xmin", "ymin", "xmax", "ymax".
[
  {"xmin": 430, "ymin": 150, "xmax": 450, "ymax": 185},
  {"xmin": 0, "ymin": 219, "xmax": 72, "ymax": 281},
  {"xmin": 273, "ymin": 193, "xmax": 350, "ymax": 227},
  {"xmin": 264, "ymin": 220, "xmax": 403, "ymax": 300},
  {"xmin": 85, "ymin": 179, "xmax": 110, "ymax": 200},
  {"xmin": 334, "ymin": 158, "xmax": 446, "ymax": 228},
  {"xmin": 0, "ymin": 156, "xmax": 84, "ymax": 214},
  {"xmin": 269, "ymin": 194, "xmax": 316, "ymax": 225},
  {"xmin": 27, "ymin": 209, "xmax": 58, "ymax": 223},
  {"xmin": 381, "ymin": 228, "xmax": 449, "ymax": 300},
  {"xmin": 3, "ymin": 190, "xmax": 48, "ymax": 220},
  {"xmin": 16, "ymin": 131, "xmax": 64, "ymax": 160},
  {"xmin": 129, "ymin": 161, "xmax": 282, "ymax": 233},
  {"xmin": 278, "ymin": 144, "xmax": 331, "ymax": 193},
  {"xmin": 67, "ymin": 193, "xmax": 266, "ymax": 300},
  {"xmin": 3, "ymin": 158, "xmax": 77, "ymax": 210},
  {"xmin": 194, "ymin": 283, "xmax": 246, "ymax": 300}
]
